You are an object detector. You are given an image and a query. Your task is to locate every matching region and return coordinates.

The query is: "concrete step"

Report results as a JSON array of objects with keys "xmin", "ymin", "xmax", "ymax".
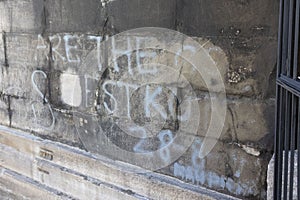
[{"xmin": 0, "ymin": 125, "xmax": 239, "ymax": 200}]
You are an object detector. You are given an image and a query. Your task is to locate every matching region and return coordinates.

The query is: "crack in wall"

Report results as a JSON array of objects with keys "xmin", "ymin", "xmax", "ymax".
[
  {"xmin": 41, "ymin": 0, "xmax": 48, "ymax": 37},
  {"xmin": 0, "ymin": 92, "xmax": 26, "ymax": 100},
  {"xmin": 2, "ymin": 31, "xmax": 8, "ymax": 68},
  {"xmin": 0, "ymin": 92, "xmax": 26, "ymax": 128},
  {"xmin": 174, "ymin": 0, "xmax": 183, "ymax": 31},
  {"xmin": 46, "ymin": 37, "xmax": 52, "ymax": 103},
  {"xmin": 7, "ymin": 95, "xmax": 11, "ymax": 127},
  {"xmin": 228, "ymin": 105, "xmax": 238, "ymax": 142}
]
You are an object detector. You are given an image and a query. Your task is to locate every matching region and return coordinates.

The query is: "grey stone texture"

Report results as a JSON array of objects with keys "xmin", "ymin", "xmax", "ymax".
[
  {"xmin": 160, "ymin": 136, "xmax": 271, "ymax": 198},
  {"xmin": 44, "ymin": 0, "xmax": 106, "ymax": 33},
  {"xmin": 177, "ymin": 0, "xmax": 278, "ymax": 38},
  {"xmin": 106, "ymin": 0, "xmax": 176, "ymax": 32},
  {"xmin": 0, "ymin": 33, "xmax": 4, "ymax": 66},
  {"xmin": 0, "ymin": 0, "xmax": 279, "ymax": 199},
  {"xmin": 0, "ymin": 0, "xmax": 44, "ymax": 33}
]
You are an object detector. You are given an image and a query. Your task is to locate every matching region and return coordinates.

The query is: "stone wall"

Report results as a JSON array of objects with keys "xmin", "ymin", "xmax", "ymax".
[{"xmin": 0, "ymin": 0, "xmax": 279, "ymax": 199}]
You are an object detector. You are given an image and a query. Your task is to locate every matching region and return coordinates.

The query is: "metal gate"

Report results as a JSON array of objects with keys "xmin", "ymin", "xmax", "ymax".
[{"xmin": 274, "ymin": 0, "xmax": 300, "ymax": 199}]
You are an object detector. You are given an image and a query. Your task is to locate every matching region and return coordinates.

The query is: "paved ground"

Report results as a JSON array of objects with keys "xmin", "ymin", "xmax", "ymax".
[{"xmin": 267, "ymin": 151, "xmax": 298, "ymax": 200}]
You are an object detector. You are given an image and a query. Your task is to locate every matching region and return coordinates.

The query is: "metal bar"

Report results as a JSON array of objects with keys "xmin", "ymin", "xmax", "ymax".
[
  {"xmin": 282, "ymin": 0, "xmax": 291, "ymax": 76},
  {"xmin": 288, "ymin": 94, "xmax": 296, "ymax": 199},
  {"xmin": 275, "ymin": 1, "xmax": 300, "ymax": 199},
  {"xmin": 274, "ymin": 85, "xmax": 281, "ymax": 200},
  {"xmin": 287, "ymin": 0, "xmax": 295, "ymax": 77},
  {"xmin": 277, "ymin": 76, "xmax": 300, "ymax": 97},
  {"xmin": 283, "ymin": 90, "xmax": 291, "ymax": 199},
  {"xmin": 273, "ymin": 0, "xmax": 286, "ymax": 197},
  {"xmin": 277, "ymin": 0, "xmax": 284, "ymax": 77},
  {"xmin": 276, "ymin": 87, "xmax": 286, "ymax": 199},
  {"xmin": 297, "ymin": 98, "xmax": 300, "ymax": 199},
  {"xmin": 293, "ymin": 0, "xmax": 300, "ymax": 79}
]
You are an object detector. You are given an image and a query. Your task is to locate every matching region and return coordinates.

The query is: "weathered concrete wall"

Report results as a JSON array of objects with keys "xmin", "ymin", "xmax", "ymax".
[{"xmin": 0, "ymin": 0, "xmax": 278, "ymax": 199}]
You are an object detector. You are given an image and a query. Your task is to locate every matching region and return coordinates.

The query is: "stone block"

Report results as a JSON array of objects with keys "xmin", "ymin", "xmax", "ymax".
[
  {"xmin": 0, "ymin": 0, "xmax": 44, "ymax": 33},
  {"xmin": 6, "ymin": 33, "xmax": 48, "ymax": 66},
  {"xmin": 106, "ymin": 0, "xmax": 176, "ymax": 32},
  {"xmin": 177, "ymin": 37, "xmax": 277, "ymax": 97},
  {"xmin": 0, "ymin": 34, "xmax": 80, "ymax": 145},
  {"xmin": 47, "ymin": 33, "xmax": 99, "ymax": 71},
  {"xmin": 196, "ymin": 96, "xmax": 275, "ymax": 150},
  {"xmin": 1, "ymin": 34, "xmax": 49, "ymax": 98},
  {"xmin": 178, "ymin": 0, "xmax": 279, "ymax": 38},
  {"xmin": 7, "ymin": 95, "xmax": 81, "ymax": 146},
  {"xmin": 215, "ymin": 37, "xmax": 277, "ymax": 98},
  {"xmin": 161, "ymin": 137, "xmax": 270, "ymax": 199},
  {"xmin": 45, "ymin": 0, "xmax": 106, "ymax": 33}
]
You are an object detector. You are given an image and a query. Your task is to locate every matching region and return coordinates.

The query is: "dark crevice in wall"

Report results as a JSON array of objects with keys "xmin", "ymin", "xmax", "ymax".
[
  {"xmin": 7, "ymin": 96, "xmax": 12, "ymax": 127},
  {"xmin": 174, "ymin": 0, "xmax": 183, "ymax": 32},
  {"xmin": 0, "ymin": 92, "xmax": 25, "ymax": 127},
  {"xmin": 47, "ymin": 39, "xmax": 52, "ymax": 103},
  {"xmin": 43, "ymin": 79, "xmax": 48, "ymax": 104},
  {"xmin": 224, "ymin": 153, "xmax": 234, "ymax": 179},
  {"xmin": 41, "ymin": 0, "xmax": 48, "ymax": 37},
  {"xmin": 2, "ymin": 31, "xmax": 8, "ymax": 68},
  {"xmin": 228, "ymin": 105, "xmax": 239, "ymax": 143},
  {"xmin": 0, "ymin": 92, "xmax": 26, "ymax": 100},
  {"xmin": 102, "ymin": 17, "xmax": 109, "ymax": 36}
]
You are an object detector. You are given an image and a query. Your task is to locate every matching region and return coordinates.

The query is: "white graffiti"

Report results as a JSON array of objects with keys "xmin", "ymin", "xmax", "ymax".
[
  {"xmin": 63, "ymin": 35, "xmax": 81, "ymax": 63},
  {"xmin": 31, "ymin": 70, "xmax": 55, "ymax": 130},
  {"xmin": 38, "ymin": 34, "xmax": 105, "ymax": 66},
  {"xmin": 49, "ymin": 34, "xmax": 66, "ymax": 62},
  {"xmin": 173, "ymin": 138, "xmax": 257, "ymax": 196},
  {"xmin": 144, "ymin": 86, "xmax": 167, "ymax": 119},
  {"xmin": 135, "ymin": 37, "xmax": 158, "ymax": 74},
  {"xmin": 111, "ymin": 36, "xmax": 132, "ymax": 73},
  {"xmin": 87, "ymin": 36, "xmax": 104, "ymax": 71},
  {"xmin": 131, "ymin": 126, "xmax": 148, "ymax": 153}
]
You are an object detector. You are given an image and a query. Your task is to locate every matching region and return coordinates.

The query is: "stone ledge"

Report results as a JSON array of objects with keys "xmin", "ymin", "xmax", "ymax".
[
  {"xmin": 0, "ymin": 167, "xmax": 75, "ymax": 200},
  {"xmin": 0, "ymin": 125, "xmax": 240, "ymax": 200}
]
